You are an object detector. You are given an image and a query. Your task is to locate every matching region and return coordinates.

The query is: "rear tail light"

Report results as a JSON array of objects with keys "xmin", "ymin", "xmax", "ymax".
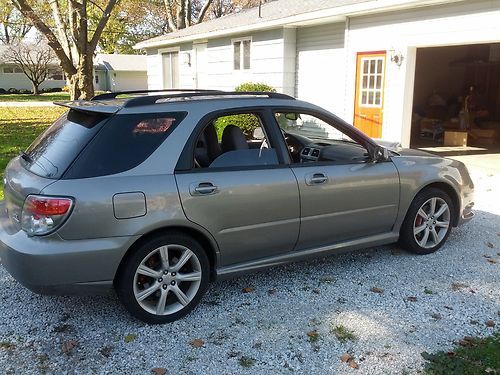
[{"xmin": 21, "ymin": 195, "xmax": 74, "ymax": 236}]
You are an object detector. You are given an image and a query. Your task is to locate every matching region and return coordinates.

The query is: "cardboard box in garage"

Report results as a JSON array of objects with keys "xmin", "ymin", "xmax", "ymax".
[{"xmin": 444, "ymin": 131, "xmax": 467, "ymax": 146}]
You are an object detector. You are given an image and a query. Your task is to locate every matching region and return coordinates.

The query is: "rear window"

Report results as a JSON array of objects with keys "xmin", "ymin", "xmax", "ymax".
[
  {"xmin": 63, "ymin": 112, "xmax": 186, "ymax": 179},
  {"xmin": 22, "ymin": 110, "xmax": 108, "ymax": 179}
]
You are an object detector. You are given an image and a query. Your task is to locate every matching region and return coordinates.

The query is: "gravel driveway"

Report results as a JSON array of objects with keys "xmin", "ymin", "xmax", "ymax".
[{"xmin": 1, "ymin": 156, "xmax": 499, "ymax": 374}]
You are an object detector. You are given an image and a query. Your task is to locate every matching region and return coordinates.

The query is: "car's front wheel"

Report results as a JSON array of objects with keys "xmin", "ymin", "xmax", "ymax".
[
  {"xmin": 400, "ymin": 188, "xmax": 454, "ymax": 254},
  {"xmin": 116, "ymin": 233, "xmax": 210, "ymax": 324}
]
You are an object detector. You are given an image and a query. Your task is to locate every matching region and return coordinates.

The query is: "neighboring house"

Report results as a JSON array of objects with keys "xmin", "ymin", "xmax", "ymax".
[
  {"xmin": 93, "ymin": 53, "xmax": 148, "ymax": 92},
  {"xmin": 135, "ymin": 0, "xmax": 500, "ymax": 148},
  {"xmin": 0, "ymin": 45, "xmax": 66, "ymax": 91},
  {"xmin": 0, "ymin": 48, "xmax": 148, "ymax": 93}
]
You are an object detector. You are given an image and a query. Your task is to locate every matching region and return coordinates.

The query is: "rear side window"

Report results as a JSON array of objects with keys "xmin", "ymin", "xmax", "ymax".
[
  {"xmin": 64, "ymin": 112, "xmax": 186, "ymax": 179},
  {"xmin": 23, "ymin": 110, "xmax": 108, "ymax": 179}
]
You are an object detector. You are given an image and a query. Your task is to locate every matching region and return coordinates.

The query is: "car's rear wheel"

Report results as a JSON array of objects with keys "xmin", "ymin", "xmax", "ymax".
[
  {"xmin": 116, "ymin": 233, "xmax": 210, "ymax": 324},
  {"xmin": 399, "ymin": 188, "xmax": 454, "ymax": 254}
]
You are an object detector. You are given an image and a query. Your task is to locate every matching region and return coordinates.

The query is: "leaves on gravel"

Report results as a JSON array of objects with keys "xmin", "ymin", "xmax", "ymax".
[
  {"xmin": 190, "ymin": 339, "xmax": 205, "ymax": 348},
  {"xmin": 486, "ymin": 241, "xmax": 495, "ymax": 248},
  {"xmin": 406, "ymin": 296, "xmax": 418, "ymax": 302},
  {"xmin": 151, "ymin": 368, "xmax": 166, "ymax": 375},
  {"xmin": 451, "ymin": 282, "xmax": 469, "ymax": 291},
  {"xmin": 307, "ymin": 330, "xmax": 320, "ymax": 343},
  {"xmin": 431, "ymin": 313, "xmax": 442, "ymax": 320},
  {"xmin": 242, "ymin": 287, "xmax": 254, "ymax": 293},
  {"xmin": 424, "ymin": 287, "xmax": 434, "ymax": 295},
  {"xmin": 340, "ymin": 353, "xmax": 359, "ymax": 369},
  {"xmin": 61, "ymin": 340, "xmax": 77, "ymax": 354},
  {"xmin": 267, "ymin": 288, "xmax": 277, "ymax": 295},
  {"xmin": 370, "ymin": 287, "xmax": 383, "ymax": 294},
  {"xmin": 124, "ymin": 333, "xmax": 137, "ymax": 343},
  {"xmin": 487, "ymin": 259, "xmax": 498, "ymax": 264},
  {"xmin": 485, "ymin": 320, "xmax": 496, "ymax": 328},
  {"xmin": 239, "ymin": 356, "xmax": 256, "ymax": 367}
]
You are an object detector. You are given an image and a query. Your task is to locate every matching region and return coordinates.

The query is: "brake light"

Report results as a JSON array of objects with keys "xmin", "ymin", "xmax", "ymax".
[{"xmin": 21, "ymin": 195, "xmax": 74, "ymax": 236}]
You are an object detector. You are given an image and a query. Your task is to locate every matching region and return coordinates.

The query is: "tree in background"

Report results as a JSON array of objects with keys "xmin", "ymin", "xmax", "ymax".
[
  {"xmin": 96, "ymin": 0, "xmax": 169, "ymax": 54},
  {"xmin": 4, "ymin": 41, "xmax": 56, "ymax": 94},
  {"xmin": 0, "ymin": 0, "xmax": 32, "ymax": 44},
  {"xmin": 11, "ymin": 0, "xmax": 119, "ymax": 100},
  {"xmin": 208, "ymin": 0, "xmax": 267, "ymax": 19}
]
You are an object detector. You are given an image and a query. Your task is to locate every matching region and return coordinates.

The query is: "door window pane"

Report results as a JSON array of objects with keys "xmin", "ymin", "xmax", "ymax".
[{"xmin": 194, "ymin": 113, "xmax": 277, "ymax": 169}]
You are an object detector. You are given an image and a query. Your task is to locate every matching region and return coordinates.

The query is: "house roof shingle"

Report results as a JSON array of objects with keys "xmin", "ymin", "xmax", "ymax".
[{"xmin": 135, "ymin": 0, "xmax": 370, "ymax": 49}]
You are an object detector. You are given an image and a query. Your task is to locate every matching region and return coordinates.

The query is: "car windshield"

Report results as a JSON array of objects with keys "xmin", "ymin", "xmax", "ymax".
[
  {"xmin": 275, "ymin": 112, "xmax": 354, "ymax": 143},
  {"xmin": 22, "ymin": 110, "xmax": 108, "ymax": 179}
]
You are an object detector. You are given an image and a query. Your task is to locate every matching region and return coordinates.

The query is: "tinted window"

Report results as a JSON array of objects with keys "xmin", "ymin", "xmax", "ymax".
[
  {"xmin": 64, "ymin": 112, "xmax": 186, "ymax": 179},
  {"xmin": 23, "ymin": 110, "xmax": 108, "ymax": 179}
]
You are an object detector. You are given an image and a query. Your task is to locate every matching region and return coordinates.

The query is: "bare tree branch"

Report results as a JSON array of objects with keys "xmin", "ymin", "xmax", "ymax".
[{"xmin": 196, "ymin": 0, "xmax": 212, "ymax": 24}]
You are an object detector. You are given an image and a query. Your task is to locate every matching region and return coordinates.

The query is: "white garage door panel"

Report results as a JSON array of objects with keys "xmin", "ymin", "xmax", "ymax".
[{"xmin": 296, "ymin": 23, "xmax": 346, "ymax": 117}]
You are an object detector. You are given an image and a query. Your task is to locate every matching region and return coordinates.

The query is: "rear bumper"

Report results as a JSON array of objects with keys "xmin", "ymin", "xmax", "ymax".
[{"xmin": 0, "ymin": 202, "xmax": 139, "ymax": 295}]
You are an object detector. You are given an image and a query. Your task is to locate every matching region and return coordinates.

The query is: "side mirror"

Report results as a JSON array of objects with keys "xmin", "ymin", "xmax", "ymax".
[
  {"xmin": 373, "ymin": 145, "xmax": 390, "ymax": 162},
  {"xmin": 253, "ymin": 127, "xmax": 265, "ymax": 140}
]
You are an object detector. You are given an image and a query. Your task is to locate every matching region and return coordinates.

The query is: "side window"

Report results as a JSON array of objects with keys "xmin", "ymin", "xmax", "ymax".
[
  {"xmin": 64, "ymin": 113, "xmax": 186, "ymax": 179},
  {"xmin": 275, "ymin": 112, "xmax": 370, "ymax": 164},
  {"xmin": 193, "ymin": 112, "xmax": 278, "ymax": 169}
]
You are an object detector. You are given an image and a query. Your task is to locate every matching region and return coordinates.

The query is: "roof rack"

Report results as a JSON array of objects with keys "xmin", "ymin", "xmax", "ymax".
[
  {"xmin": 91, "ymin": 88, "xmax": 223, "ymax": 101},
  {"xmin": 122, "ymin": 91, "xmax": 295, "ymax": 108}
]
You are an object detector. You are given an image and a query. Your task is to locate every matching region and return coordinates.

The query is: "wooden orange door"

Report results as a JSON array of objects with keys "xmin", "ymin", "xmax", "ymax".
[{"xmin": 353, "ymin": 52, "xmax": 386, "ymax": 138}]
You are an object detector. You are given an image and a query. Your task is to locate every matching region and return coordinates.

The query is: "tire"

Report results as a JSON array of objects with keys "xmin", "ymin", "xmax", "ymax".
[
  {"xmin": 399, "ymin": 188, "xmax": 454, "ymax": 255},
  {"xmin": 116, "ymin": 232, "xmax": 210, "ymax": 324}
]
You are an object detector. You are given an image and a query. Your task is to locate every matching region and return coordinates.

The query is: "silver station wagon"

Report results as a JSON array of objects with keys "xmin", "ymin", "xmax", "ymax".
[{"xmin": 0, "ymin": 90, "xmax": 474, "ymax": 323}]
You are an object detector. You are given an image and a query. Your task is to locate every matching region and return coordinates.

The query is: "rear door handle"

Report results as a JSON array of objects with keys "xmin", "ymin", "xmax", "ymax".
[
  {"xmin": 305, "ymin": 173, "xmax": 328, "ymax": 186},
  {"xmin": 190, "ymin": 182, "xmax": 218, "ymax": 196}
]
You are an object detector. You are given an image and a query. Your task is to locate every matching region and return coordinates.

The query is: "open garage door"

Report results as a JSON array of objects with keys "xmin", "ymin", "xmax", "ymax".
[{"xmin": 411, "ymin": 43, "xmax": 500, "ymax": 152}]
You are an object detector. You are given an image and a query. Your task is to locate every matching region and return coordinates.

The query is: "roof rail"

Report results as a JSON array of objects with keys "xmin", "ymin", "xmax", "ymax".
[
  {"xmin": 123, "ymin": 91, "xmax": 295, "ymax": 108},
  {"xmin": 91, "ymin": 89, "xmax": 223, "ymax": 101}
]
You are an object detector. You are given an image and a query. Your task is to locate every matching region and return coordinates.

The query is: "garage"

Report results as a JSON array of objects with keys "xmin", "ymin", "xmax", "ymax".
[{"xmin": 410, "ymin": 43, "xmax": 500, "ymax": 151}]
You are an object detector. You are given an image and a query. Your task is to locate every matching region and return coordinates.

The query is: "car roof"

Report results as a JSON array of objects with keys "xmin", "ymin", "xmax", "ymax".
[{"xmin": 54, "ymin": 90, "xmax": 310, "ymax": 116}]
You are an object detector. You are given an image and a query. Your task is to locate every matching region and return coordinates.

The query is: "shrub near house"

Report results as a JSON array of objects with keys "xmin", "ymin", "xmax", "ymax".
[{"xmin": 214, "ymin": 82, "xmax": 276, "ymax": 139}]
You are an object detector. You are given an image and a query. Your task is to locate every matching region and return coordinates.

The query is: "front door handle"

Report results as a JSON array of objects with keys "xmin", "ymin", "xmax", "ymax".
[
  {"xmin": 190, "ymin": 182, "xmax": 218, "ymax": 196},
  {"xmin": 305, "ymin": 173, "xmax": 328, "ymax": 186}
]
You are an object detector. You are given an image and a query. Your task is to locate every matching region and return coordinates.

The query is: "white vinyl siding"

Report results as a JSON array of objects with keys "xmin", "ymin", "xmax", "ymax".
[{"xmin": 295, "ymin": 23, "xmax": 346, "ymax": 116}]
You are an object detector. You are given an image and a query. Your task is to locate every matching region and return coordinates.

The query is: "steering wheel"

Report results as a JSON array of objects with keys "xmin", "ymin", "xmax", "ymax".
[{"xmin": 285, "ymin": 134, "xmax": 302, "ymax": 162}]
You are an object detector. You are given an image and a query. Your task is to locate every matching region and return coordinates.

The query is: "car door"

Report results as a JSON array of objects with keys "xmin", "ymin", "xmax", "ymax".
[
  {"xmin": 175, "ymin": 110, "xmax": 300, "ymax": 266},
  {"xmin": 274, "ymin": 110, "xmax": 400, "ymax": 251}
]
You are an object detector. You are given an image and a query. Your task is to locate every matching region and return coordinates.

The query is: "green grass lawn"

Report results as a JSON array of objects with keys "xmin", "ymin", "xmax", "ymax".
[
  {"xmin": 423, "ymin": 331, "xmax": 500, "ymax": 374},
  {"xmin": 0, "ymin": 92, "xmax": 70, "ymax": 102},
  {"xmin": 0, "ymin": 107, "xmax": 65, "ymax": 199}
]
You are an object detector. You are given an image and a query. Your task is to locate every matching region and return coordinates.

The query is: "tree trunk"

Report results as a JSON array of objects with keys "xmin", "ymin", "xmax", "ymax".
[
  {"xmin": 69, "ymin": 55, "xmax": 95, "ymax": 100},
  {"xmin": 32, "ymin": 82, "xmax": 40, "ymax": 95}
]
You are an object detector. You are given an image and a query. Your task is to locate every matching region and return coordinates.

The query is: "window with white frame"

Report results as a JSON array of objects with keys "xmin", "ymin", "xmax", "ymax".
[
  {"xmin": 47, "ymin": 68, "xmax": 64, "ymax": 80},
  {"xmin": 359, "ymin": 57, "xmax": 384, "ymax": 107},
  {"xmin": 233, "ymin": 38, "xmax": 251, "ymax": 70},
  {"xmin": 3, "ymin": 67, "xmax": 23, "ymax": 74}
]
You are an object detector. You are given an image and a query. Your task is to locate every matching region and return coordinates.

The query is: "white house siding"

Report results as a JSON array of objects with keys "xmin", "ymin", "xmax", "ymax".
[
  {"xmin": 345, "ymin": 0, "xmax": 500, "ymax": 147},
  {"xmin": 295, "ymin": 22, "xmax": 346, "ymax": 118},
  {"xmin": 0, "ymin": 68, "xmax": 65, "ymax": 91},
  {"xmin": 109, "ymin": 71, "xmax": 148, "ymax": 92}
]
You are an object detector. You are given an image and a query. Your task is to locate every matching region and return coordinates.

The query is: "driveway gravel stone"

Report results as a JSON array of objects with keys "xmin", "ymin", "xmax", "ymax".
[{"xmin": 1, "ymin": 156, "xmax": 499, "ymax": 374}]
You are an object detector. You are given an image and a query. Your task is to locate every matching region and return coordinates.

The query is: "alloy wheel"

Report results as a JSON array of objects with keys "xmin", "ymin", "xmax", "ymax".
[
  {"xmin": 133, "ymin": 244, "xmax": 202, "ymax": 316},
  {"xmin": 413, "ymin": 197, "xmax": 451, "ymax": 249}
]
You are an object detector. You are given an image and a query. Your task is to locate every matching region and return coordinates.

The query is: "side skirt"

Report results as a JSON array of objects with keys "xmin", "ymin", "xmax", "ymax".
[{"xmin": 216, "ymin": 232, "xmax": 399, "ymax": 279}]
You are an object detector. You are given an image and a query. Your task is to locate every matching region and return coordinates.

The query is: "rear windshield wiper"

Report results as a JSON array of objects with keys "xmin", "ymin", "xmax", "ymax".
[{"xmin": 20, "ymin": 151, "xmax": 33, "ymax": 163}]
